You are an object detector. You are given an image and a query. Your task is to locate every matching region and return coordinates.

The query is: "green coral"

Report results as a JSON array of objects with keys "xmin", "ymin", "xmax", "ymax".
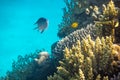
[
  {"xmin": 57, "ymin": 0, "xmax": 91, "ymax": 38},
  {"xmin": 48, "ymin": 35, "xmax": 120, "ymax": 80},
  {"xmin": 0, "ymin": 50, "xmax": 57, "ymax": 80},
  {"xmin": 1, "ymin": 52, "xmax": 38, "ymax": 80}
]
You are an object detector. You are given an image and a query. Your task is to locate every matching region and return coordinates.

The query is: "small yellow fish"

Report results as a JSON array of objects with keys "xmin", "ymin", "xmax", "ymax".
[{"xmin": 71, "ymin": 22, "xmax": 79, "ymax": 28}]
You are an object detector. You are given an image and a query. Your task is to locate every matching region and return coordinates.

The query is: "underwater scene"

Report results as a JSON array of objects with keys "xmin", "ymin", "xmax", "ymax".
[{"xmin": 0, "ymin": 0, "xmax": 120, "ymax": 80}]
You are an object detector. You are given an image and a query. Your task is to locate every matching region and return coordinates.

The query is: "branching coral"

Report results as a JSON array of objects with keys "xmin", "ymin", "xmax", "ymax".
[
  {"xmin": 1, "ymin": 1, "xmax": 120, "ymax": 80},
  {"xmin": 57, "ymin": 0, "xmax": 92, "ymax": 38},
  {"xmin": 51, "ymin": 1, "xmax": 120, "ymax": 79},
  {"xmin": 57, "ymin": 0, "xmax": 115, "ymax": 38},
  {"xmin": 58, "ymin": 0, "xmax": 120, "ymax": 39},
  {"xmin": 59, "ymin": 0, "xmax": 90, "ymax": 29},
  {"xmin": 52, "ymin": 24, "xmax": 97, "ymax": 61},
  {"xmin": 92, "ymin": 0, "xmax": 120, "ymax": 43},
  {"xmin": 48, "ymin": 35, "xmax": 120, "ymax": 80}
]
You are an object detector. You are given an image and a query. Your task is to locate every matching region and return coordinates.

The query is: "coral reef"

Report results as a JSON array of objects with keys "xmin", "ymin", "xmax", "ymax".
[
  {"xmin": 52, "ymin": 0, "xmax": 120, "ymax": 71},
  {"xmin": 52, "ymin": 24, "xmax": 97, "ymax": 61},
  {"xmin": 26, "ymin": 58, "xmax": 56, "ymax": 80},
  {"xmin": 48, "ymin": 36, "xmax": 120, "ymax": 80},
  {"xmin": 34, "ymin": 51, "xmax": 50, "ymax": 64},
  {"xmin": 0, "ymin": 50, "xmax": 56, "ymax": 80},
  {"xmin": 3, "ymin": 52, "xmax": 39, "ymax": 80},
  {"xmin": 1, "ymin": 0, "xmax": 120, "ymax": 80},
  {"xmin": 90, "ymin": 0, "xmax": 120, "ymax": 43},
  {"xmin": 57, "ymin": 0, "xmax": 115, "ymax": 38},
  {"xmin": 57, "ymin": 0, "xmax": 92, "ymax": 38}
]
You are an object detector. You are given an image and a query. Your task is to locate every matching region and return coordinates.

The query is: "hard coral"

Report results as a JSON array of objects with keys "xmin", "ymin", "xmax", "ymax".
[
  {"xmin": 93, "ymin": 0, "xmax": 120, "ymax": 43},
  {"xmin": 48, "ymin": 35, "xmax": 120, "ymax": 80},
  {"xmin": 57, "ymin": 0, "xmax": 114, "ymax": 38},
  {"xmin": 52, "ymin": 24, "xmax": 97, "ymax": 61},
  {"xmin": 57, "ymin": 0, "xmax": 92, "ymax": 38},
  {"xmin": 34, "ymin": 51, "xmax": 50, "ymax": 64}
]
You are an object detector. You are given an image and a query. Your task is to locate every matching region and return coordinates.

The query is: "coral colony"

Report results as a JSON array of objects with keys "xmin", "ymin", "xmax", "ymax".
[{"xmin": 0, "ymin": 0, "xmax": 120, "ymax": 80}]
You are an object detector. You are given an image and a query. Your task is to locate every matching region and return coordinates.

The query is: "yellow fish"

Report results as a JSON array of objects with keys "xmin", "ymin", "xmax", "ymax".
[{"xmin": 71, "ymin": 22, "xmax": 79, "ymax": 28}]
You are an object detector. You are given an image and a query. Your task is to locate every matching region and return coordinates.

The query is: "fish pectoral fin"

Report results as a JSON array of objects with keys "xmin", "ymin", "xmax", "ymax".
[
  {"xmin": 41, "ymin": 30, "xmax": 44, "ymax": 33},
  {"xmin": 33, "ymin": 27, "xmax": 38, "ymax": 30},
  {"xmin": 34, "ymin": 21, "xmax": 37, "ymax": 25}
]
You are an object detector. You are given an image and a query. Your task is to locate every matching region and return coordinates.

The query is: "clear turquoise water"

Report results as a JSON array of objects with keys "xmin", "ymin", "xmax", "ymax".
[{"xmin": 0, "ymin": 0, "xmax": 65, "ymax": 76}]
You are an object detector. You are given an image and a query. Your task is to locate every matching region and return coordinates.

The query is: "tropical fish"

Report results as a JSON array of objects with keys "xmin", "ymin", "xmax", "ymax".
[
  {"xmin": 34, "ymin": 17, "xmax": 49, "ymax": 33},
  {"xmin": 71, "ymin": 22, "xmax": 79, "ymax": 28}
]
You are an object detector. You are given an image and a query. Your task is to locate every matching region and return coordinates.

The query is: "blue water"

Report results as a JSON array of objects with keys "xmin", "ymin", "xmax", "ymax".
[{"xmin": 0, "ymin": 0, "xmax": 65, "ymax": 76}]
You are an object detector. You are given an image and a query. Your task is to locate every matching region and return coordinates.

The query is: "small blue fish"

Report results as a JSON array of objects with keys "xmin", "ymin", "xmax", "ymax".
[{"xmin": 34, "ymin": 17, "xmax": 49, "ymax": 33}]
